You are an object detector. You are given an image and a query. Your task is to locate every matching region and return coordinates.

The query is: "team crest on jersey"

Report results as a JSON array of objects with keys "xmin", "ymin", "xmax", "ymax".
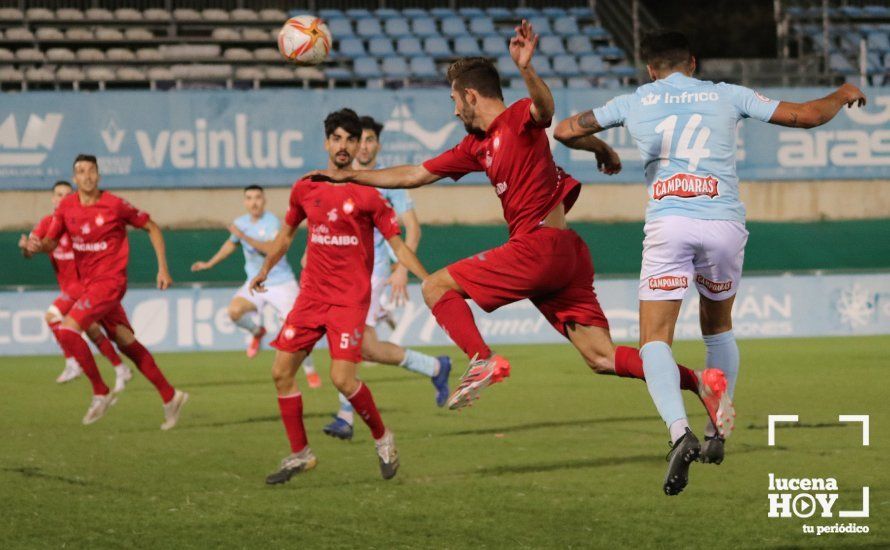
[
  {"xmin": 696, "ymin": 274, "xmax": 733, "ymax": 293},
  {"xmin": 649, "ymin": 275, "xmax": 688, "ymax": 291},
  {"xmin": 492, "ymin": 134, "xmax": 501, "ymax": 151},
  {"xmin": 80, "ymin": 223, "xmax": 91, "ymax": 235},
  {"xmin": 653, "ymin": 173, "xmax": 719, "ymax": 200},
  {"xmin": 343, "ymin": 198, "xmax": 355, "ymax": 215},
  {"xmin": 327, "ymin": 208, "xmax": 338, "ymax": 222},
  {"xmin": 95, "ymin": 215, "xmax": 105, "ymax": 227}
]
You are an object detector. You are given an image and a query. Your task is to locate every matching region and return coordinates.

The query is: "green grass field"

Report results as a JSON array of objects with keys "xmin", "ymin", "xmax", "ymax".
[{"xmin": 2, "ymin": 337, "xmax": 888, "ymax": 549}]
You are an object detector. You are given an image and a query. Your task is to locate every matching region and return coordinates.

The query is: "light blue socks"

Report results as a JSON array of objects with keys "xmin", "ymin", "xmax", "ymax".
[
  {"xmin": 641, "ymin": 341, "xmax": 689, "ymax": 442},
  {"xmin": 400, "ymin": 348, "xmax": 439, "ymax": 377},
  {"xmin": 233, "ymin": 314, "xmax": 261, "ymax": 336},
  {"xmin": 336, "ymin": 391, "xmax": 354, "ymax": 425},
  {"xmin": 703, "ymin": 329, "xmax": 739, "ymax": 436}
]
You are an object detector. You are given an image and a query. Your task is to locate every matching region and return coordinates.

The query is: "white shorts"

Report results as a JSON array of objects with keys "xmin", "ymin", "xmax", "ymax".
[
  {"xmin": 639, "ymin": 216, "xmax": 748, "ymax": 301},
  {"xmin": 235, "ymin": 279, "xmax": 299, "ymax": 320},
  {"xmin": 366, "ymin": 273, "xmax": 387, "ymax": 326}
]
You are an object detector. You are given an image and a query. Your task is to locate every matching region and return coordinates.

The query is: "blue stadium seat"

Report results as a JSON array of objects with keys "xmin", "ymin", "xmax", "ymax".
[
  {"xmin": 402, "ymin": 8, "xmax": 428, "ymax": 19},
  {"xmin": 327, "ymin": 18, "xmax": 353, "ymax": 38},
  {"xmin": 566, "ymin": 36, "xmax": 593, "ymax": 55},
  {"xmin": 569, "ymin": 7, "xmax": 595, "ymax": 18},
  {"xmin": 868, "ymin": 32, "xmax": 890, "ymax": 53},
  {"xmin": 325, "ymin": 67, "xmax": 352, "ymax": 80},
  {"xmin": 423, "ymin": 36, "xmax": 452, "ymax": 57},
  {"xmin": 319, "ymin": 9, "xmax": 344, "ymax": 20},
  {"xmin": 553, "ymin": 17, "xmax": 580, "ymax": 36},
  {"xmin": 411, "ymin": 17, "xmax": 438, "ymax": 38},
  {"xmin": 885, "ymin": 52, "xmax": 890, "ymax": 68},
  {"xmin": 830, "ymin": 53, "xmax": 857, "ymax": 74},
  {"xmin": 482, "ymin": 36, "xmax": 508, "ymax": 56},
  {"xmin": 469, "ymin": 17, "xmax": 497, "ymax": 37},
  {"xmin": 598, "ymin": 77, "xmax": 621, "ymax": 89},
  {"xmin": 356, "ymin": 18, "xmax": 383, "ymax": 38},
  {"xmin": 486, "ymin": 7, "xmax": 512, "ymax": 19},
  {"xmin": 337, "ymin": 37, "xmax": 366, "ymax": 58},
  {"xmin": 579, "ymin": 54, "xmax": 607, "ymax": 75},
  {"xmin": 454, "ymin": 36, "xmax": 482, "ymax": 56},
  {"xmin": 539, "ymin": 36, "xmax": 566, "ymax": 56},
  {"xmin": 382, "ymin": 56, "xmax": 409, "ymax": 77},
  {"xmin": 374, "ymin": 8, "xmax": 400, "ymax": 20},
  {"xmin": 509, "ymin": 78, "xmax": 526, "ymax": 88},
  {"xmin": 441, "ymin": 17, "xmax": 467, "ymax": 38},
  {"xmin": 353, "ymin": 56, "xmax": 381, "ymax": 78},
  {"xmin": 409, "ymin": 56, "xmax": 438, "ymax": 78},
  {"xmin": 567, "ymin": 76, "xmax": 591, "ymax": 89},
  {"xmin": 458, "ymin": 8, "xmax": 485, "ymax": 18},
  {"xmin": 430, "ymin": 8, "xmax": 456, "ymax": 18},
  {"xmin": 515, "ymin": 8, "xmax": 541, "ymax": 19},
  {"xmin": 346, "ymin": 9, "xmax": 372, "ymax": 19},
  {"xmin": 543, "ymin": 8, "xmax": 568, "ymax": 18},
  {"xmin": 552, "ymin": 54, "xmax": 580, "ymax": 77},
  {"xmin": 369, "ymin": 37, "xmax": 395, "ymax": 57},
  {"xmin": 527, "ymin": 16, "xmax": 551, "ymax": 35},
  {"xmin": 609, "ymin": 64, "xmax": 637, "ymax": 78},
  {"xmin": 583, "ymin": 26, "xmax": 611, "ymax": 40},
  {"xmin": 597, "ymin": 45, "xmax": 625, "ymax": 61},
  {"xmin": 497, "ymin": 56, "xmax": 521, "ymax": 78},
  {"xmin": 396, "ymin": 37, "xmax": 424, "ymax": 57},
  {"xmin": 545, "ymin": 77, "xmax": 565, "ymax": 89},
  {"xmin": 384, "ymin": 17, "xmax": 411, "ymax": 38},
  {"xmin": 499, "ymin": 26, "xmax": 518, "ymax": 37},
  {"xmin": 864, "ymin": 5, "xmax": 890, "ymax": 17},
  {"xmin": 534, "ymin": 57, "xmax": 555, "ymax": 77}
]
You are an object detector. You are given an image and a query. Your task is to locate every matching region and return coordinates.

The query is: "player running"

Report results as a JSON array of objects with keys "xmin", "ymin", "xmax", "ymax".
[
  {"xmin": 26, "ymin": 154, "xmax": 188, "ymax": 429},
  {"xmin": 19, "ymin": 180, "xmax": 131, "ymax": 390},
  {"xmin": 554, "ymin": 31, "xmax": 867, "ymax": 495},
  {"xmin": 190, "ymin": 184, "xmax": 322, "ymax": 387},
  {"xmin": 254, "ymin": 109, "xmax": 431, "ymax": 485},
  {"xmin": 322, "ymin": 115, "xmax": 451, "ymax": 441},
  {"xmin": 305, "ymin": 22, "xmax": 728, "ymax": 425}
]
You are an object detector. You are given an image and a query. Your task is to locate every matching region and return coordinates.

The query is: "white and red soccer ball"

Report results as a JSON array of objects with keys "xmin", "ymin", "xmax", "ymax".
[{"xmin": 277, "ymin": 15, "xmax": 332, "ymax": 65}]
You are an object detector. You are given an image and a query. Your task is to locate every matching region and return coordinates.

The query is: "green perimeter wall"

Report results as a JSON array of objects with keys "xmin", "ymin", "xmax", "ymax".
[{"xmin": 3, "ymin": 220, "xmax": 889, "ymax": 288}]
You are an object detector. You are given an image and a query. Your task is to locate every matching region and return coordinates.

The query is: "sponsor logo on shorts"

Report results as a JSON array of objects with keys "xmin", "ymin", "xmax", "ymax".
[
  {"xmin": 72, "ymin": 241, "xmax": 108, "ymax": 252},
  {"xmin": 495, "ymin": 181, "xmax": 508, "ymax": 195},
  {"xmin": 653, "ymin": 173, "xmax": 719, "ymax": 200},
  {"xmin": 649, "ymin": 275, "xmax": 688, "ymax": 291},
  {"xmin": 696, "ymin": 274, "xmax": 733, "ymax": 293}
]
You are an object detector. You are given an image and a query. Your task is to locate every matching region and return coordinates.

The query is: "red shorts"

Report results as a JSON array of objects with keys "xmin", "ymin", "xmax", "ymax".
[
  {"xmin": 68, "ymin": 282, "xmax": 133, "ymax": 336},
  {"xmin": 447, "ymin": 227, "xmax": 609, "ymax": 336},
  {"xmin": 271, "ymin": 295, "xmax": 367, "ymax": 363},
  {"xmin": 52, "ymin": 284, "xmax": 84, "ymax": 317}
]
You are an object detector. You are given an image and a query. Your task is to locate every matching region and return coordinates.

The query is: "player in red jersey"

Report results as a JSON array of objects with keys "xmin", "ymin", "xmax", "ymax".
[
  {"xmin": 26, "ymin": 155, "xmax": 188, "ymax": 428},
  {"xmin": 19, "ymin": 180, "xmax": 131, "ymax": 389},
  {"xmin": 251, "ymin": 109, "xmax": 430, "ymax": 485},
  {"xmin": 305, "ymin": 22, "xmax": 729, "ymax": 420}
]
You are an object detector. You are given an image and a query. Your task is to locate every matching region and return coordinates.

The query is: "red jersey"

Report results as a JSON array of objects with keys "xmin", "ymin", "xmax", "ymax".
[
  {"xmin": 31, "ymin": 214, "xmax": 81, "ymax": 295},
  {"xmin": 47, "ymin": 191, "xmax": 150, "ymax": 287},
  {"xmin": 423, "ymin": 98, "xmax": 581, "ymax": 238},
  {"xmin": 285, "ymin": 179, "xmax": 400, "ymax": 307}
]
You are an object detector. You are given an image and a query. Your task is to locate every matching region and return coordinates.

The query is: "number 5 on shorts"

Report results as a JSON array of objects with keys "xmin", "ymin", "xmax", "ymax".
[{"xmin": 340, "ymin": 333, "xmax": 350, "ymax": 349}]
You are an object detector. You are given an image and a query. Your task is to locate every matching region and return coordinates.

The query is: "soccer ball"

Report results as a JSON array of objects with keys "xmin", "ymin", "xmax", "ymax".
[{"xmin": 277, "ymin": 15, "xmax": 332, "ymax": 65}]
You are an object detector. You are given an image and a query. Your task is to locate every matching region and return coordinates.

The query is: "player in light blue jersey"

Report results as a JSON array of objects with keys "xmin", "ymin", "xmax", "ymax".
[
  {"xmin": 555, "ymin": 31, "xmax": 866, "ymax": 495},
  {"xmin": 191, "ymin": 185, "xmax": 320, "ymax": 386},
  {"xmin": 322, "ymin": 116, "xmax": 451, "ymax": 441}
]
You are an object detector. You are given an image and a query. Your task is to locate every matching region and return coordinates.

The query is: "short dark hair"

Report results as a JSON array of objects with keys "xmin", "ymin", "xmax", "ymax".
[
  {"xmin": 446, "ymin": 57, "xmax": 503, "ymax": 100},
  {"xmin": 52, "ymin": 180, "xmax": 72, "ymax": 191},
  {"xmin": 243, "ymin": 184, "xmax": 264, "ymax": 193},
  {"xmin": 324, "ymin": 108, "xmax": 362, "ymax": 139},
  {"xmin": 73, "ymin": 154, "xmax": 98, "ymax": 169},
  {"xmin": 359, "ymin": 116, "xmax": 384, "ymax": 139},
  {"xmin": 641, "ymin": 31, "xmax": 693, "ymax": 71}
]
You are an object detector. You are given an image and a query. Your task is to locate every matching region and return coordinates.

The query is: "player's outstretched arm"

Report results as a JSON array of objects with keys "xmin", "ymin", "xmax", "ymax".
[
  {"xmin": 228, "ymin": 224, "xmax": 276, "ymax": 256},
  {"xmin": 18, "ymin": 234, "xmax": 35, "ymax": 259},
  {"xmin": 302, "ymin": 165, "xmax": 441, "ymax": 189},
  {"xmin": 25, "ymin": 234, "xmax": 58, "ymax": 255},
  {"xmin": 388, "ymin": 209, "xmax": 422, "ymax": 305},
  {"xmin": 191, "ymin": 239, "xmax": 237, "ymax": 272},
  {"xmin": 249, "ymin": 222, "xmax": 297, "ymax": 294},
  {"xmin": 553, "ymin": 111, "xmax": 622, "ymax": 175},
  {"xmin": 387, "ymin": 235, "xmax": 429, "ymax": 282},
  {"xmin": 511, "ymin": 19, "xmax": 554, "ymax": 123},
  {"xmin": 769, "ymin": 83, "xmax": 866, "ymax": 128},
  {"xmin": 143, "ymin": 220, "xmax": 172, "ymax": 290}
]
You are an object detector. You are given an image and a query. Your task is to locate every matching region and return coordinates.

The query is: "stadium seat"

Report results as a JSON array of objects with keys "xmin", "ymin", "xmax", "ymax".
[
  {"xmin": 567, "ymin": 36, "xmax": 594, "ymax": 54},
  {"xmin": 56, "ymin": 8, "xmax": 84, "ymax": 20},
  {"xmin": 545, "ymin": 77, "xmax": 565, "ymax": 89},
  {"xmin": 36, "ymin": 28, "xmax": 64, "ymax": 40},
  {"xmin": 295, "ymin": 66, "xmax": 325, "ymax": 80},
  {"xmin": 327, "ymin": 18, "xmax": 354, "ymax": 39},
  {"xmin": 579, "ymin": 54, "xmax": 607, "ymax": 75},
  {"xmin": 598, "ymin": 76, "xmax": 621, "ymax": 89},
  {"xmin": 567, "ymin": 76, "xmax": 591, "ymax": 88},
  {"xmin": 325, "ymin": 66, "xmax": 353, "ymax": 80},
  {"xmin": 430, "ymin": 8, "xmax": 457, "ymax": 18},
  {"xmin": 454, "ymin": 37, "xmax": 482, "ymax": 56},
  {"xmin": 409, "ymin": 56, "xmax": 438, "ymax": 78},
  {"xmin": 125, "ymin": 28, "xmax": 154, "ymax": 40},
  {"xmin": 597, "ymin": 45, "xmax": 626, "ymax": 61},
  {"xmin": 553, "ymin": 17, "xmax": 580, "ymax": 36},
  {"xmin": 253, "ymin": 48, "xmax": 279, "ymax": 61},
  {"xmin": 543, "ymin": 8, "xmax": 569, "ymax": 18},
  {"xmin": 136, "ymin": 48, "xmax": 163, "ymax": 61},
  {"xmin": 868, "ymin": 32, "xmax": 890, "ymax": 53},
  {"xmin": 16, "ymin": 48, "xmax": 45, "ymax": 62},
  {"xmin": 231, "ymin": 8, "xmax": 259, "ymax": 22},
  {"xmin": 441, "ymin": 17, "xmax": 468, "ymax": 38},
  {"xmin": 497, "ymin": 56, "xmax": 521, "ymax": 78},
  {"xmin": 369, "ymin": 37, "xmax": 395, "ymax": 57},
  {"xmin": 56, "ymin": 67, "xmax": 86, "ymax": 81},
  {"xmin": 830, "ymin": 53, "xmax": 857, "ymax": 74},
  {"xmin": 411, "ymin": 17, "xmax": 438, "ymax": 38},
  {"xmin": 76, "ymin": 48, "xmax": 105, "ymax": 61},
  {"xmin": 535, "ymin": 57, "xmax": 555, "ymax": 77},
  {"xmin": 357, "ymin": 18, "xmax": 384, "ymax": 38},
  {"xmin": 86, "ymin": 66, "xmax": 116, "ymax": 81},
  {"xmin": 235, "ymin": 67, "xmax": 264, "ymax": 80},
  {"xmin": 539, "ymin": 36, "xmax": 566, "ymax": 56},
  {"xmin": 346, "ymin": 9, "xmax": 372, "ymax": 19},
  {"xmin": 423, "ymin": 36, "xmax": 452, "ymax": 57},
  {"xmin": 459, "ymin": 8, "xmax": 485, "ymax": 18},
  {"xmin": 0, "ymin": 8, "xmax": 23, "ymax": 20},
  {"xmin": 118, "ymin": 67, "xmax": 147, "ymax": 81},
  {"xmin": 319, "ymin": 9, "xmax": 344, "ymax": 20},
  {"xmin": 107, "ymin": 48, "xmax": 136, "ymax": 61},
  {"xmin": 338, "ymin": 38, "xmax": 366, "ymax": 58},
  {"xmin": 402, "ymin": 8, "xmax": 429, "ymax": 19},
  {"xmin": 552, "ymin": 55, "xmax": 581, "ymax": 77},
  {"xmin": 0, "ymin": 48, "xmax": 14, "ymax": 60},
  {"xmin": 46, "ymin": 48, "xmax": 75, "ymax": 62},
  {"xmin": 85, "ymin": 8, "xmax": 113, "ymax": 20},
  {"xmin": 5, "ymin": 28, "xmax": 34, "ymax": 40},
  {"xmin": 143, "ymin": 9, "xmax": 171, "ymax": 21},
  {"xmin": 353, "ymin": 57, "xmax": 381, "ymax": 78},
  {"xmin": 66, "ymin": 28, "xmax": 93, "ymax": 40},
  {"xmin": 25, "ymin": 8, "xmax": 53, "ymax": 20},
  {"xmin": 95, "ymin": 28, "xmax": 125, "ymax": 41},
  {"xmin": 0, "ymin": 67, "xmax": 24, "ymax": 81},
  {"xmin": 172, "ymin": 64, "xmax": 232, "ymax": 80},
  {"xmin": 113, "ymin": 8, "xmax": 141, "ymax": 21},
  {"xmin": 242, "ymin": 28, "xmax": 268, "ymax": 40},
  {"xmin": 382, "ymin": 56, "xmax": 410, "ymax": 77},
  {"xmin": 259, "ymin": 9, "xmax": 287, "ymax": 22},
  {"xmin": 469, "ymin": 17, "xmax": 497, "ymax": 37},
  {"xmin": 396, "ymin": 37, "xmax": 424, "ymax": 58},
  {"xmin": 161, "ymin": 45, "xmax": 220, "ymax": 60},
  {"xmin": 527, "ymin": 17, "xmax": 552, "ymax": 35},
  {"xmin": 375, "ymin": 8, "xmax": 400, "ymax": 20},
  {"xmin": 147, "ymin": 67, "xmax": 174, "ymax": 80},
  {"xmin": 385, "ymin": 18, "xmax": 412, "ymax": 38},
  {"xmin": 483, "ymin": 36, "xmax": 508, "ymax": 57},
  {"xmin": 486, "ymin": 8, "xmax": 512, "ymax": 19},
  {"xmin": 202, "ymin": 9, "xmax": 230, "ymax": 22},
  {"xmin": 212, "ymin": 28, "xmax": 241, "ymax": 40},
  {"xmin": 515, "ymin": 8, "xmax": 541, "ymax": 18},
  {"xmin": 224, "ymin": 48, "xmax": 254, "ymax": 61},
  {"xmin": 508, "ymin": 78, "xmax": 526, "ymax": 88},
  {"xmin": 26, "ymin": 67, "xmax": 55, "ymax": 82},
  {"xmin": 569, "ymin": 7, "xmax": 596, "ymax": 18},
  {"xmin": 583, "ymin": 26, "xmax": 611, "ymax": 40},
  {"xmin": 173, "ymin": 9, "xmax": 201, "ymax": 21},
  {"xmin": 609, "ymin": 65, "xmax": 638, "ymax": 78}
]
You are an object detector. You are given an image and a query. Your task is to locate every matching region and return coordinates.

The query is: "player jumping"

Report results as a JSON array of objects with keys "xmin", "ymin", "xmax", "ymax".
[
  {"xmin": 253, "ymin": 109, "xmax": 431, "ymax": 484},
  {"xmin": 19, "ymin": 180, "xmax": 131, "ymax": 390},
  {"xmin": 306, "ymin": 22, "xmax": 728, "ymax": 427},
  {"xmin": 190, "ymin": 184, "xmax": 322, "ymax": 387},
  {"xmin": 27, "ymin": 155, "xmax": 188, "ymax": 428},
  {"xmin": 322, "ymin": 115, "xmax": 451, "ymax": 441},
  {"xmin": 554, "ymin": 31, "xmax": 867, "ymax": 495}
]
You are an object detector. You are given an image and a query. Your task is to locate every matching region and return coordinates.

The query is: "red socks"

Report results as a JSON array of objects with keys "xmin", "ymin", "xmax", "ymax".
[
  {"xmin": 48, "ymin": 320, "xmax": 73, "ymax": 359},
  {"xmin": 347, "ymin": 382, "xmax": 386, "ymax": 440},
  {"xmin": 614, "ymin": 345, "xmax": 699, "ymax": 393},
  {"xmin": 56, "ymin": 327, "xmax": 109, "ymax": 395},
  {"xmin": 431, "ymin": 290, "xmax": 491, "ymax": 360},
  {"xmin": 277, "ymin": 393, "xmax": 308, "ymax": 453},
  {"xmin": 93, "ymin": 332, "xmax": 123, "ymax": 367},
  {"xmin": 120, "ymin": 341, "xmax": 175, "ymax": 403}
]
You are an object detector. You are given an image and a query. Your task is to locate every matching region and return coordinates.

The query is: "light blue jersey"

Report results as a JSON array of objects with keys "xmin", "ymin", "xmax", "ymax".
[
  {"xmin": 593, "ymin": 72, "xmax": 779, "ymax": 223},
  {"xmin": 372, "ymin": 188, "xmax": 414, "ymax": 277},
  {"xmin": 229, "ymin": 211, "xmax": 295, "ymax": 285}
]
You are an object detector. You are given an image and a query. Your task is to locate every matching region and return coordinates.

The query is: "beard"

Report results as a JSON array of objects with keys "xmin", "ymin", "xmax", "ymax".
[
  {"xmin": 463, "ymin": 121, "xmax": 485, "ymax": 138},
  {"xmin": 333, "ymin": 154, "xmax": 351, "ymax": 169}
]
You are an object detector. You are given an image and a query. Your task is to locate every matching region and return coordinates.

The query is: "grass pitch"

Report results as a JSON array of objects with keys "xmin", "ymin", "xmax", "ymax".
[{"xmin": 2, "ymin": 336, "xmax": 888, "ymax": 549}]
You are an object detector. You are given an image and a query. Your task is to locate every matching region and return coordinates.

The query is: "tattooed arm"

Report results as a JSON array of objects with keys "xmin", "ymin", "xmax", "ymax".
[
  {"xmin": 553, "ymin": 111, "xmax": 622, "ymax": 175},
  {"xmin": 769, "ymin": 83, "xmax": 866, "ymax": 128}
]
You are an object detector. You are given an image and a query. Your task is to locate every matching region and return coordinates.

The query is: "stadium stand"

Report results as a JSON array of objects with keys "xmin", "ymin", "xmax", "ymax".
[{"xmin": 0, "ymin": 2, "xmax": 632, "ymax": 91}]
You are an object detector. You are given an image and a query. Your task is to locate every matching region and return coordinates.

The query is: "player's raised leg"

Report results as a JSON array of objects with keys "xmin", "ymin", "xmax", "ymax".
[
  {"xmin": 84, "ymin": 323, "xmax": 131, "ymax": 393},
  {"xmin": 228, "ymin": 296, "xmax": 266, "ymax": 358},
  {"xmin": 698, "ymin": 295, "xmax": 739, "ymax": 464},
  {"xmin": 46, "ymin": 305, "xmax": 82, "ymax": 383},
  {"xmin": 55, "ymin": 315, "xmax": 115, "ymax": 424},
  {"xmin": 266, "ymin": 348, "xmax": 318, "ymax": 485}
]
